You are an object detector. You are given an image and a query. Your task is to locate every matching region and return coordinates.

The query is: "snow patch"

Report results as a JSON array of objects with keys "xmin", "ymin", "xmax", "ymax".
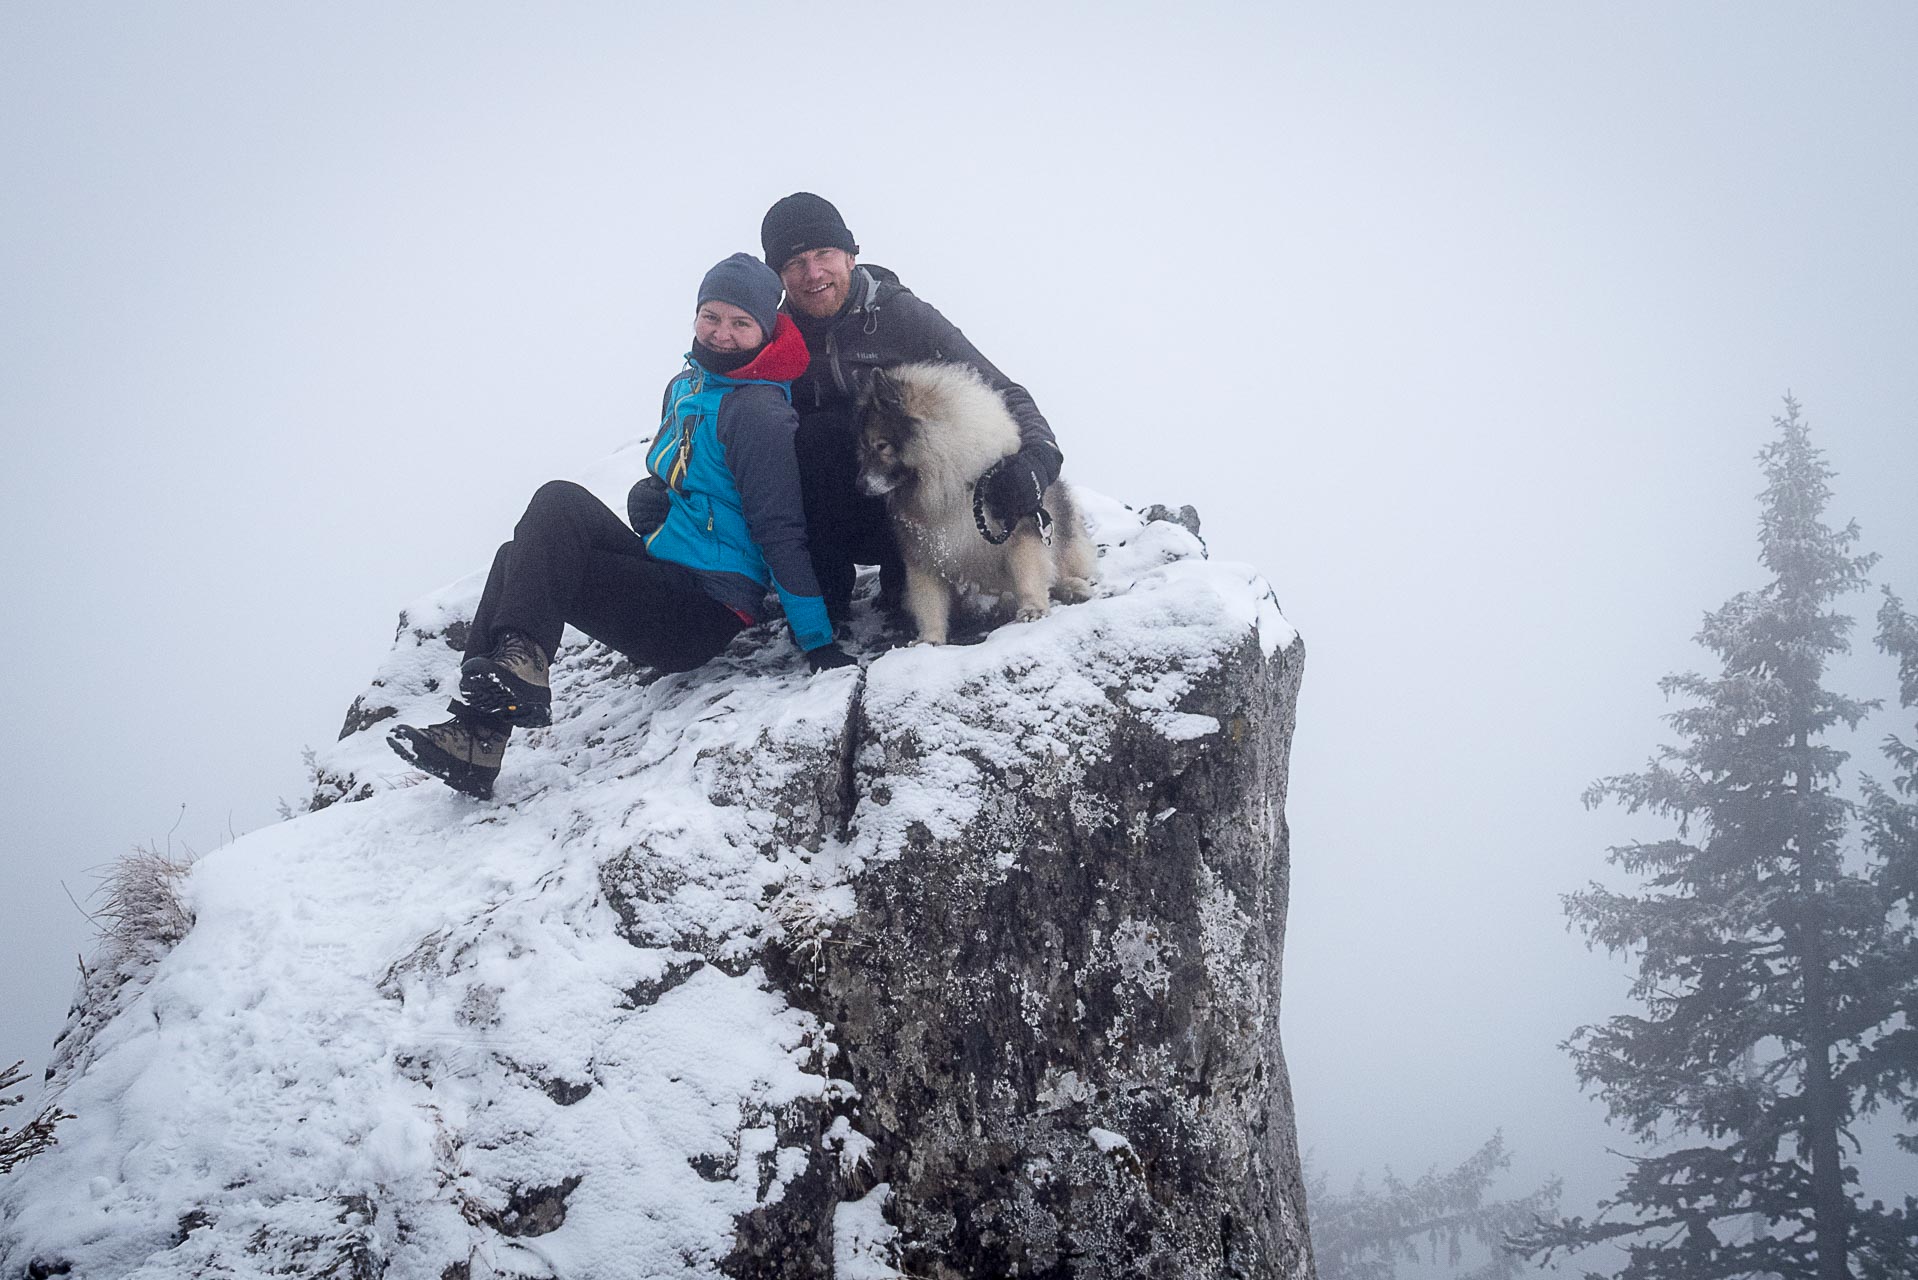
[
  {"xmin": 1150, "ymin": 711, "xmax": 1221, "ymax": 741},
  {"xmin": 823, "ymin": 1114, "xmax": 875, "ymax": 1176},
  {"xmin": 833, "ymin": 1183, "xmax": 902, "ymax": 1280}
]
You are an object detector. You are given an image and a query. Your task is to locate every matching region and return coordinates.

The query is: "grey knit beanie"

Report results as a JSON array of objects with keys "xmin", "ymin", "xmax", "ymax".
[{"xmin": 697, "ymin": 253, "xmax": 782, "ymax": 343}]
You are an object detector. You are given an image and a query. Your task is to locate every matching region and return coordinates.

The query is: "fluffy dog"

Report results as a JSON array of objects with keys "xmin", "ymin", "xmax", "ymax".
[{"xmin": 855, "ymin": 362, "xmax": 1097, "ymax": 644}]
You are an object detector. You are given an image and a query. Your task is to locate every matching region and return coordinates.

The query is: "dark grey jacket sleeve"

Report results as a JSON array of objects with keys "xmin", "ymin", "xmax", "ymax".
[
  {"xmin": 715, "ymin": 385, "xmax": 833, "ymax": 647},
  {"xmin": 891, "ymin": 293, "xmax": 1064, "ymax": 487}
]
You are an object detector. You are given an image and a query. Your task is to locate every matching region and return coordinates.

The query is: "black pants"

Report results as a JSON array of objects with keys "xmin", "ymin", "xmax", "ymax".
[
  {"xmin": 464, "ymin": 480, "xmax": 745, "ymax": 676},
  {"xmin": 794, "ymin": 408, "xmax": 901, "ymax": 619}
]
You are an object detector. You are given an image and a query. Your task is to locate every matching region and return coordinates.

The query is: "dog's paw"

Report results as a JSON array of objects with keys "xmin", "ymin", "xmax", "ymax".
[
  {"xmin": 909, "ymin": 636, "xmax": 947, "ymax": 647},
  {"xmin": 1015, "ymin": 604, "xmax": 1049, "ymax": 623},
  {"xmin": 1052, "ymin": 577, "xmax": 1096, "ymax": 604}
]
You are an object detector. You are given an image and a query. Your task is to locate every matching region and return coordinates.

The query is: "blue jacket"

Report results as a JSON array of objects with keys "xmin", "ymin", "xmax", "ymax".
[{"xmin": 638, "ymin": 316, "xmax": 835, "ymax": 652}]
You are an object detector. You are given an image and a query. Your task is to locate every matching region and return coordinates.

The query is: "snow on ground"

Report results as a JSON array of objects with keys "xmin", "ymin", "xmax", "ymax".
[{"xmin": 0, "ymin": 463, "xmax": 1292, "ymax": 1279}]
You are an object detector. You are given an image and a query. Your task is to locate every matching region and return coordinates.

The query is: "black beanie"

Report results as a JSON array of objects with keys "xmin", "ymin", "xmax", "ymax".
[
  {"xmin": 697, "ymin": 252, "xmax": 783, "ymax": 343},
  {"xmin": 761, "ymin": 192, "xmax": 859, "ymax": 270}
]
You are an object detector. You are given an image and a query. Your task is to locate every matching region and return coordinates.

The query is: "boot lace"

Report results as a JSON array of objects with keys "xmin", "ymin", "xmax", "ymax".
[{"xmin": 494, "ymin": 630, "xmax": 548, "ymax": 676}]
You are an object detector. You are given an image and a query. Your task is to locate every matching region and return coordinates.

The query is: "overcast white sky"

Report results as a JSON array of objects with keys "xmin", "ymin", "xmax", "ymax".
[{"xmin": 4, "ymin": 0, "xmax": 1915, "ymax": 1228}]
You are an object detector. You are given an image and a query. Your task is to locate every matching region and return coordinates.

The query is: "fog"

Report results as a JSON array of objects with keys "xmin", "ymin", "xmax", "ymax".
[{"xmin": 4, "ymin": 0, "xmax": 1915, "ymax": 1233}]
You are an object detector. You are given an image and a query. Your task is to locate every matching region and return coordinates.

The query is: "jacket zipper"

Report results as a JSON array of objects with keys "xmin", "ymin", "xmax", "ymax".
[
  {"xmin": 817, "ymin": 269, "xmax": 877, "ymax": 403},
  {"xmin": 644, "ymin": 368, "xmax": 707, "ymax": 557},
  {"xmin": 662, "ymin": 367, "xmax": 706, "ymax": 493},
  {"xmin": 826, "ymin": 330, "xmax": 847, "ymax": 399}
]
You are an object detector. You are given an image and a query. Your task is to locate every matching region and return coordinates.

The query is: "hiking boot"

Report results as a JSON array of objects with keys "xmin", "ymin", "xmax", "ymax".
[
  {"xmin": 387, "ymin": 714, "xmax": 509, "ymax": 799},
  {"xmin": 459, "ymin": 630, "xmax": 551, "ymax": 727}
]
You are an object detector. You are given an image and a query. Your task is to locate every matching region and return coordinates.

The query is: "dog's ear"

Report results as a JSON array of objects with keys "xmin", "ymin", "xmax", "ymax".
[{"xmin": 866, "ymin": 366, "xmax": 906, "ymax": 416}]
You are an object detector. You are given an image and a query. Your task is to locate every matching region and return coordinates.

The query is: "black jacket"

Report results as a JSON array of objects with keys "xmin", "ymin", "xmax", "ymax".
[{"xmin": 786, "ymin": 266, "xmax": 1063, "ymax": 487}]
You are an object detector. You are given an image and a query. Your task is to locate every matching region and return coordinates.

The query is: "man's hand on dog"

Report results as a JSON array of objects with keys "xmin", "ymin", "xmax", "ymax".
[{"xmin": 985, "ymin": 450, "xmax": 1048, "ymax": 523}]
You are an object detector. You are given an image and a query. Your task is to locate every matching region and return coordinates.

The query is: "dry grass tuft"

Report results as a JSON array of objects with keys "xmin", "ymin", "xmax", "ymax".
[
  {"xmin": 37, "ymin": 840, "xmax": 203, "ymax": 1105},
  {"xmin": 94, "ymin": 843, "xmax": 197, "ymax": 962}
]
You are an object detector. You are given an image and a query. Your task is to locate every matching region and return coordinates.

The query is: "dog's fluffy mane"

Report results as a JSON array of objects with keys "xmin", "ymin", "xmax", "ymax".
[
  {"xmin": 880, "ymin": 362, "xmax": 1020, "ymax": 498},
  {"xmin": 858, "ymin": 359, "xmax": 1098, "ymax": 644}
]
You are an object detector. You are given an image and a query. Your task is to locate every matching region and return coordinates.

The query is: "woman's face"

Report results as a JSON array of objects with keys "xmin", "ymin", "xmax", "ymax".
[{"xmin": 694, "ymin": 300, "xmax": 765, "ymax": 353}]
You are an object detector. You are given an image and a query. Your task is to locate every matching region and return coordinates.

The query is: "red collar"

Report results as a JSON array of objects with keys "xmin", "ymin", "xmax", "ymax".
[{"xmin": 725, "ymin": 314, "xmax": 810, "ymax": 382}]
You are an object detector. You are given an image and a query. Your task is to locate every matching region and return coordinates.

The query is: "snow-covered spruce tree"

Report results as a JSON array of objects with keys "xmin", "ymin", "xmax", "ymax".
[
  {"xmin": 1514, "ymin": 399, "xmax": 1918, "ymax": 1279},
  {"xmin": 1306, "ymin": 1134, "xmax": 1559, "ymax": 1280}
]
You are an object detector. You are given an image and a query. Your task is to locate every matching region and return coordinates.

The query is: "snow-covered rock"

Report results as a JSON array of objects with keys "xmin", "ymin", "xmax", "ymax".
[{"xmin": 0, "ymin": 466, "xmax": 1309, "ymax": 1280}]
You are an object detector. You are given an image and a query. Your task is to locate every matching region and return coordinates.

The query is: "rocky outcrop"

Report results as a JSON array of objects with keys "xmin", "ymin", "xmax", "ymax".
[
  {"xmin": 1, "ymin": 477, "xmax": 1308, "ymax": 1280},
  {"xmin": 792, "ymin": 621, "xmax": 1305, "ymax": 1278}
]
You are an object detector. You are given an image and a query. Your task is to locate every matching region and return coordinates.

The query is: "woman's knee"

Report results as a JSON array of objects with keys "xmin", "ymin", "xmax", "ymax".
[{"xmin": 518, "ymin": 479, "xmax": 594, "ymax": 535}]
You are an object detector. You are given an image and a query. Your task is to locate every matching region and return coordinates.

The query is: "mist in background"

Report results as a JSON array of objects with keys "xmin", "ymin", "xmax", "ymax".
[{"xmin": 4, "ymin": 1, "xmax": 1915, "ymax": 1227}]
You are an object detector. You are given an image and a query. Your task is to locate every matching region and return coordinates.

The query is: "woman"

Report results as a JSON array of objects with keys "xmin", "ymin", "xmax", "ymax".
[{"xmin": 388, "ymin": 253, "xmax": 855, "ymax": 800}]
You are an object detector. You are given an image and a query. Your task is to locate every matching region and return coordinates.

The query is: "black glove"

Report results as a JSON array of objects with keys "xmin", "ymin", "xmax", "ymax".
[
  {"xmin": 984, "ymin": 450, "xmax": 1048, "ymax": 524},
  {"xmin": 627, "ymin": 474, "xmax": 669, "ymax": 535},
  {"xmin": 805, "ymin": 642, "xmax": 857, "ymax": 673}
]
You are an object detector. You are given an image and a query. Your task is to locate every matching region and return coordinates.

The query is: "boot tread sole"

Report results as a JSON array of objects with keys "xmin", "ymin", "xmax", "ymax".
[{"xmin": 387, "ymin": 725, "xmax": 497, "ymax": 800}]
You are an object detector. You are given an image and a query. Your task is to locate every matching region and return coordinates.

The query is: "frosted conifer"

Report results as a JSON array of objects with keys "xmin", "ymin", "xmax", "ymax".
[
  {"xmin": 1307, "ymin": 1134, "xmax": 1559, "ymax": 1280},
  {"xmin": 1514, "ymin": 399, "xmax": 1918, "ymax": 1280}
]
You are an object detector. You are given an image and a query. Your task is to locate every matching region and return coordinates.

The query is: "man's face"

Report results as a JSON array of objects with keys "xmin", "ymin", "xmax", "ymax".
[{"xmin": 779, "ymin": 247, "xmax": 856, "ymax": 319}]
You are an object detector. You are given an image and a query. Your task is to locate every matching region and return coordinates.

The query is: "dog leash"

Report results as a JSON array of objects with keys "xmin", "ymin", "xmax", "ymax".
[{"xmin": 972, "ymin": 464, "xmax": 1054, "ymax": 546}]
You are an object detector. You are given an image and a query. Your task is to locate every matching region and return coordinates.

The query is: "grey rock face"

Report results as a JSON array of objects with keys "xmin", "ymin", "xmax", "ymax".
[{"xmin": 771, "ymin": 627, "xmax": 1308, "ymax": 1278}]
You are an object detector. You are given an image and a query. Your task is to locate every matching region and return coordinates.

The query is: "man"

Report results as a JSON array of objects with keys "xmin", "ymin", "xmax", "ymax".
[{"xmin": 760, "ymin": 192, "xmax": 1064, "ymax": 622}]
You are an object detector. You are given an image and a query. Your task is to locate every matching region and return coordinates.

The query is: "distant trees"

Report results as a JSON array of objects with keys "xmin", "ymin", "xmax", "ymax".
[
  {"xmin": 1514, "ymin": 400, "xmax": 1918, "ymax": 1279},
  {"xmin": 1307, "ymin": 1134, "xmax": 1559, "ymax": 1280}
]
